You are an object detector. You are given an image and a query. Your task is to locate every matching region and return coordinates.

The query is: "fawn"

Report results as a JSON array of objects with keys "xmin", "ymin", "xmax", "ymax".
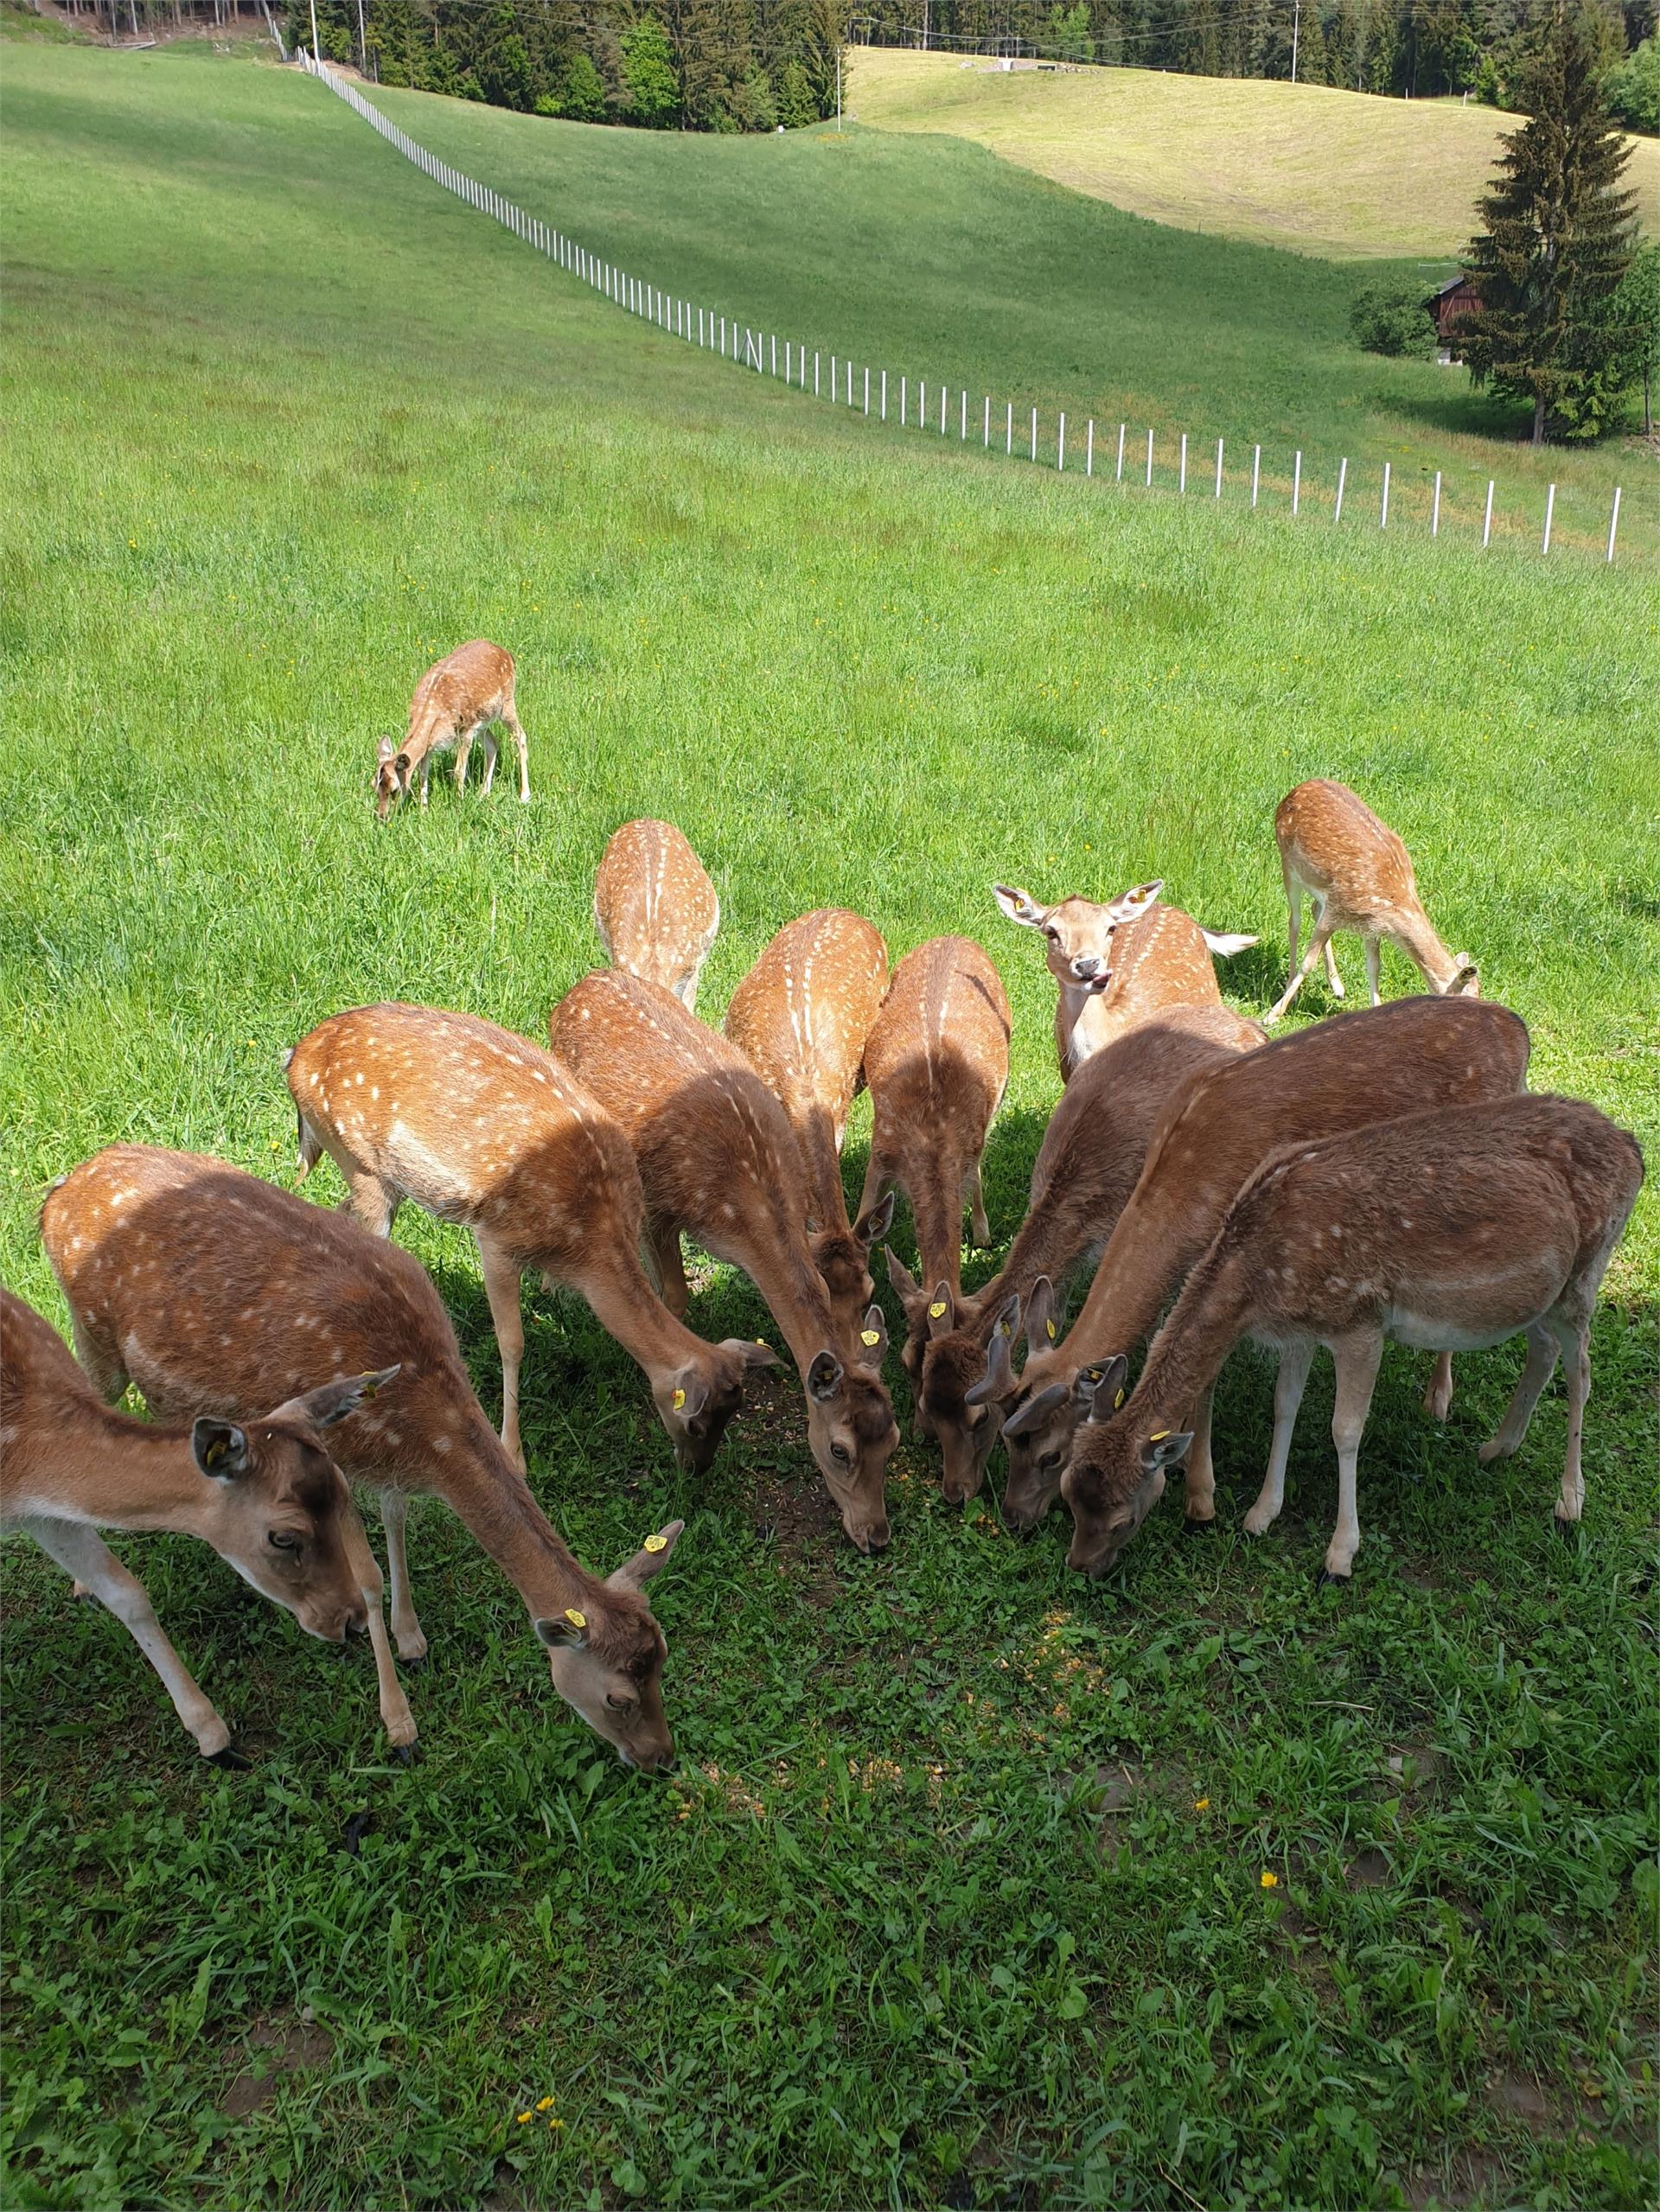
[
  {"xmin": 594, "ymin": 819, "xmax": 721, "ymax": 1010},
  {"xmin": 374, "ymin": 640, "xmax": 529, "ymax": 819}
]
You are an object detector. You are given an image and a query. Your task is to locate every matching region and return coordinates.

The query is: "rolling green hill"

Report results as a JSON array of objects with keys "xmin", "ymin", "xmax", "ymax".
[
  {"xmin": 3, "ymin": 40, "xmax": 1657, "ymax": 2212},
  {"xmin": 848, "ymin": 47, "xmax": 1660, "ymax": 261}
]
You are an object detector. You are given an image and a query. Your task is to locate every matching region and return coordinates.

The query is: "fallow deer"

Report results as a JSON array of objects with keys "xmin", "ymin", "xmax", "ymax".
[
  {"xmin": 1060, "ymin": 1094, "xmax": 1643, "ymax": 1581},
  {"xmin": 853, "ymin": 937, "xmax": 1011, "ymax": 1401},
  {"xmin": 594, "ymin": 819, "xmax": 721, "ymax": 1010},
  {"xmin": 993, "ymin": 879, "xmax": 1259, "ymax": 1079},
  {"xmin": 1267, "ymin": 780, "xmax": 1478, "ymax": 1022},
  {"xmin": 42, "ymin": 1147, "xmax": 686, "ymax": 1769},
  {"xmin": 913, "ymin": 1006, "xmax": 1263, "ymax": 1502},
  {"xmin": 993, "ymin": 996, "xmax": 1531, "ymax": 1533},
  {"xmin": 285, "ymin": 1004, "xmax": 775, "ymax": 1476},
  {"xmin": 2, "ymin": 1287, "xmax": 404, "ymax": 1763},
  {"xmin": 550, "ymin": 971, "xmax": 899, "ymax": 1552},
  {"xmin": 374, "ymin": 640, "xmax": 529, "ymax": 820},
  {"xmin": 723, "ymin": 908, "xmax": 896, "ymax": 1344}
]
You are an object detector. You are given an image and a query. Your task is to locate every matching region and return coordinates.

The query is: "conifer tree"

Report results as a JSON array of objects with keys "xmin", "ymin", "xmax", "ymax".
[{"xmin": 1463, "ymin": 1, "xmax": 1638, "ymax": 443}]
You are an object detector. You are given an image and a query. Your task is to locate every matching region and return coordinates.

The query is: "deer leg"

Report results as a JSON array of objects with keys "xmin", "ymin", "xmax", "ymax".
[
  {"xmin": 1322, "ymin": 908, "xmax": 1344, "ymax": 999},
  {"xmin": 856, "ymin": 1155, "xmax": 892, "ymax": 1230},
  {"xmin": 503, "ymin": 711, "xmax": 530, "ymax": 802},
  {"xmin": 1265, "ymin": 914, "xmax": 1336, "ymax": 1023},
  {"xmin": 25, "ymin": 1517, "xmax": 234, "ymax": 1758},
  {"xmin": 1322, "ymin": 1332, "xmax": 1383, "ymax": 1582},
  {"xmin": 418, "ymin": 754, "xmax": 432, "ymax": 808},
  {"xmin": 1548, "ymin": 1316, "xmax": 1591, "ymax": 1527},
  {"xmin": 1422, "ymin": 1349, "xmax": 1455, "ymax": 1421},
  {"xmin": 379, "ymin": 1489, "xmax": 428, "ymax": 1662},
  {"xmin": 1478, "ymin": 1323, "xmax": 1557, "ymax": 1466},
  {"xmin": 1183, "ymin": 1378, "xmax": 1218, "ymax": 1525},
  {"xmin": 479, "ymin": 728, "xmax": 499, "ymax": 797},
  {"xmin": 476, "ymin": 1231, "xmax": 527, "ymax": 1474},
  {"xmin": 1363, "ymin": 935, "xmax": 1383, "ymax": 1007},
  {"xmin": 339, "ymin": 1500, "xmax": 417, "ymax": 1753},
  {"xmin": 454, "ymin": 721, "xmax": 479, "ymax": 793},
  {"xmin": 965, "ymin": 1161, "xmax": 991, "ymax": 1248},
  {"xmin": 1243, "ymin": 1338, "xmax": 1314, "ymax": 1536},
  {"xmin": 341, "ymin": 1166, "xmax": 399, "ymax": 1240},
  {"xmin": 646, "ymin": 1215, "xmax": 689, "ymax": 1319},
  {"xmin": 1286, "ymin": 881, "xmax": 1302, "ymax": 974},
  {"xmin": 69, "ymin": 1314, "xmax": 130, "ymax": 1405}
]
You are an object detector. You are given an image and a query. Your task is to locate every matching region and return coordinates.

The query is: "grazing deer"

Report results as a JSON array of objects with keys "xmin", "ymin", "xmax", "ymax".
[
  {"xmin": 853, "ymin": 937, "xmax": 1012, "ymax": 1393},
  {"xmin": 594, "ymin": 820, "xmax": 721, "ymax": 1010},
  {"xmin": 912, "ymin": 1006, "xmax": 1263, "ymax": 1504},
  {"xmin": 42, "ymin": 1148, "xmax": 686, "ymax": 1769},
  {"xmin": 285, "ymin": 1004, "xmax": 775, "ymax": 1476},
  {"xmin": 1267, "ymin": 780, "xmax": 1478, "ymax": 1023},
  {"xmin": 724, "ymin": 908, "xmax": 896, "ymax": 1344},
  {"xmin": 1060, "ymin": 1095, "xmax": 1643, "ymax": 1580},
  {"xmin": 551, "ymin": 971, "xmax": 899, "ymax": 1552},
  {"xmin": 993, "ymin": 879, "xmax": 1258, "ymax": 1079},
  {"xmin": 2, "ymin": 1286, "xmax": 403, "ymax": 1764},
  {"xmin": 993, "ymin": 996, "xmax": 1531, "ymax": 1532},
  {"xmin": 374, "ymin": 640, "xmax": 529, "ymax": 820}
]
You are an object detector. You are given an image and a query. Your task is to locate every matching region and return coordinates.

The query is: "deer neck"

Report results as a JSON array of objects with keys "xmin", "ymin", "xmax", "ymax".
[
  {"xmin": 1386, "ymin": 901, "xmax": 1463, "ymax": 991},
  {"xmin": 1132, "ymin": 1248, "xmax": 1255, "ymax": 1430},
  {"xmin": 905, "ymin": 1162, "xmax": 967, "ymax": 1306},
  {"xmin": 579, "ymin": 1246, "xmax": 711, "ymax": 1386},
  {"xmin": 51, "ymin": 1414, "xmax": 225, "ymax": 1537},
  {"xmin": 1055, "ymin": 984, "xmax": 1097, "ymax": 1077},
  {"xmin": 1063, "ymin": 1172, "xmax": 1193, "ymax": 1367},
  {"xmin": 800, "ymin": 1104, "xmax": 852, "ymax": 1233},
  {"xmin": 404, "ymin": 699, "xmax": 455, "ymax": 768},
  {"xmin": 733, "ymin": 1214, "xmax": 840, "ymax": 1372},
  {"xmin": 421, "ymin": 1400, "xmax": 603, "ymax": 1618}
]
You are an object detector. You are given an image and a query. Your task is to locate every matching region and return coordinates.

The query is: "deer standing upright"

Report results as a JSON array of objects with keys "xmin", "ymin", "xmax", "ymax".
[
  {"xmin": 551, "ymin": 971, "xmax": 899, "ymax": 1552},
  {"xmin": 374, "ymin": 641, "xmax": 529, "ymax": 819},
  {"xmin": 1267, "ymin": 780, "xmax": 1478, "ymax": 1022},
  {"xmin": 853, "ymin": 938, "xmax": 1012, "ymax": 1398},
  {"xmin": 915, "ymin": 1007, "xmax": 1263, "ymax": 1503},
  {"xmin": 42, "ymin": 1148, "xmax": 686, "ymax": 1768},
  {"xmin": 993, "ymin": 996, "xmax": 1532, "ymax": 1531},
  {"xmin": 594, "ymin": 819, "xmax": 721, "ymax": 1010},
  {"xmin": 993, "ymin": 879, "xmax": 1258, "ymax": 1078},
  {"xmin": 1059, "ymin": 1096, "xmax": 1643, "ymax": 1580},
  {"xmin": 286, "ymin": 1004, "xmax": 776, "ymax": 1475},
  {"xmin": 724, "ymin": 908, "xmax": 895, "ymax": 1345},
  {"xmin": 2, "ymin": 1287, "xmax": 403, "ymax": 1763}
]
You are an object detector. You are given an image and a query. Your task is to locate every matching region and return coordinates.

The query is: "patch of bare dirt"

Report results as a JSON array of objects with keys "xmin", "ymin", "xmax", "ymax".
[
  {"xmin": 1346, "ymin": 1847, "xmax": 1392, "ymax": 1890},
  {"xmin": 1405, "ymin": 2147, "xmax": 1516, "ymax": 2209},
  {"xmin": 220, "ymin": 2014, "xmax": 334, "ymax": 2119}
]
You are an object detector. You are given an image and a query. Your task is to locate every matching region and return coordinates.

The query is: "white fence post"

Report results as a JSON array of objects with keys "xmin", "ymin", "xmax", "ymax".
[
  {"xmin": 1006, "ymin": 402, "xmax": 1012, "ymax": 455},
  {"xmin": 983, "ymin": 396, "xmax": 990, "ymax": 447},
  {"xmin": 771, "ymin": 334, "xmax": 777, "ymax": 376},
  {"xmin": 919, "ymin": 379, "xmax": 926, "ymax": 426},
  {"xmin": 1293, "ymin": 450, "xmax": 1301, "ymax": 515},
  {"xmin": 961, "ymin": 389, "xmax": 967, "ymax": 440},
  {"xmin": 1215, "ymin": 437, "xmax": 1223, "ymax": 497},
  {"xmin": 1117, "ymin": 423, "xmax": 1126, "ymax": 481},
  {"xmin": 1179, "ymin": 432, "xmax": 1187, "ymax": 494},
  {"xmin": 1333, "ymin": 457, "xmax": 1347, "ymax": 523},
  {"xmin": 1542, "ymin": 483, "xmax": 1555, "ymax": 555},
  {"xmin": 1086, "ymin": 420, "xmax": 1094, "ymax": 477},
  {"xmin": 1432, "ymin": 471, "xmax": 1441, "ymax": 537},
  {"xmin": 815, "ymin": 352, "xmax": 820, "ymax": 396},
  {"xmin": 1145, "ymin": 430, "xmax": 1153, "ymax": 487},
  {"xmin": 1380, "ymin": 461, "xmax": 1390, "ymax": 529},
  {"xmin": 865, "ymin": 367, "xmax": 871, "ymax": 416},
  {"xmin": 831, "ymin": 354, "xmax": 837, "ymax": 398},
  {"xmin": 1483, "ymin": 480, "xmax": 1495, "ymax": 548},
  {"xmin": 1607, "ymin": 485, "xmax": 1621, "ymax": 563},
  {"xmin": 940, "ymin": 384, "xmax": 947, "ymax": 434},
  {"xmin": 1251, "ymin": 446, "xmax": 1261, "ymax": 508},
  {"xmin": 902, "ymin": 375, "xmax": 907, "ymax": 424},
  {"xmin": 1057, "ymin": 412, "xmax": 1065, "ymax": 470},
  {"xmin": 1030, "ymin": 406, "xmax": 1038, "ymax": 462},
  {"xmin": 882, "ymin": 369, "xmax": 888, "ymax": 420}
]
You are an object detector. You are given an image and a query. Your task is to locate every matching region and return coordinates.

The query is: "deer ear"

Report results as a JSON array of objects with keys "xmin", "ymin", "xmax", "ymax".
[
  {"xmin": 725, "ymin": 1336, "xmax": 780, "ymax": 1371},
  {"xmin": 534, "ymin": 1608, "xmax": 590, "ymax": 1650},
  {"xmin": 1002, "ymin": 1381, "xmax": 1070, "ymax": 1439},
  {"xmin": 1109, "ymin": 878, "xmax": 1164, "ymax": 921},
  {"xmin": 853, "ymin": 1304, "xmax": 888, "ymax": 1371},
  {"xmin": 927, "ymin": 1283, "xmax": 955, "ymax": 1340},
  {"xmin": 1025, "ymin": 1276, "xmax": 1058, "ymax": 1351},
  {"xmin": 608, "ymin": 1519, "xmax": 686, "ymax": 1590},
  {"xmin": 269, "ymin": 1366, "xmax": 400, "ymax": 1431},
  {"xmin": 807, "ymin": 1349, "xmax": 844, "ymax": 1402},
  {"xmin": 393, "ymin": 751, "xmax": 413, "ymax": 790},
  {"xmin": 1139, "ymin": 1430, "xmax": 1194, "ymax": 1470},
  {"xmin": 993, "ymin": 883, "xmax": 1047, "ymax": 930},
  {"xmin": 965, "ymin": 1296, "xmax": 1020, "ymax": 1406},
  {"xmin": 192, "ymin": 1418, "xmax": 251, "ymax": 1481},
  {"xmin": 855, "ymin": 1189, "xmax": 896, "ymax": 1247},
  {"xmin": 1450, "ymin": 960, "xmax": 1479, "ymax": 997},
  {"xmin": 665, "ymin": 1368, "xmax": 708, "ymax": 1421},
  {"xmin": 376, "ymin": 736, "xmax": 396, "ymax": 766},
  {"xmin": 885, "ymin": 1247, "xmax": 922, "ymax": 1307},
  {"xmin": 1080, "ymin": 1355, "xmax": 1131, "ymax": 1421}
]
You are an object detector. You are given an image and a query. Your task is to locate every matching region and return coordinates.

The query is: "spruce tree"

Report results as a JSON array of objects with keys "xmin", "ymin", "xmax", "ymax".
[{"xmin": 1463, "ymin": 1, "xmax": 1638, "ymax": 443}]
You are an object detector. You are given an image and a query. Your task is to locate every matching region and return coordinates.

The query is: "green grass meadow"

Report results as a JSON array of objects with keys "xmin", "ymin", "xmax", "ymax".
[{"xmin": 3, "ymin": 38, "xmax": 1658, "ymax": 2212}]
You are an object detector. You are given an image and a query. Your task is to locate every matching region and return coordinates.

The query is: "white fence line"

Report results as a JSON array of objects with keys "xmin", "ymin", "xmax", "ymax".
[{"xmin": 297, "ymin": 54, "xmax": 1631, "ymax": 566}]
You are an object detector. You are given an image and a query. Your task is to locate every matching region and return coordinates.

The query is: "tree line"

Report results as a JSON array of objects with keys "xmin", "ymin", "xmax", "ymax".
[{"xmin": 290, "ymin": 0, "xmax": 845, "ymax": 129}]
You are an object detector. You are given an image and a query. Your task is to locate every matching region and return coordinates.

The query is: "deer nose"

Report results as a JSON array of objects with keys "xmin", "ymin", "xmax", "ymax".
[{"xmin": 1071, "ymin": 953, "xmax": 1104, "ymax": 980}]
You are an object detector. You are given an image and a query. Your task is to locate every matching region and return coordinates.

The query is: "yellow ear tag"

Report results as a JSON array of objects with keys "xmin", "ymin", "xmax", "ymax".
[
  {"xmin": 1150, "ymin": 1430, "xmax": 1170, "ymax": 1442},
  {"xmin": 1114, "ymin": 1388, "xmax": 1126, "ymax": 1409},
  {"xmin": 564, "ymin": 1607, "xmax": 586, "ymax": 1629},
  {"xmin": 929, "ymin": 1301, "xmax": 948, "ymax": 1319},
  {"xmin": 672, "ymin": 1388, "xmax": 686, "ymax": 1411},
  {"xmin": 1045, "ymin": 1319, "xmax": 1057, "ymax": 1341},
  {"xmin": 644, "ymin": 1533, "xmax": 667, "ymax": 1553},
  {"xmin": 860, "ymin": 1328, "xmax": 880, "ymax": 1348},
  {"xmin": 756, "ymin": 1339, "xmax": 769, "ymax": 1348}
]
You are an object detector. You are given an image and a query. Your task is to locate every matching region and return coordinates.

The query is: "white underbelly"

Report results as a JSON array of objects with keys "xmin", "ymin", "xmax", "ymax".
[{"xmin": 1384, "ymin": 1307, "xmax": 1515, "ymax": 1354}]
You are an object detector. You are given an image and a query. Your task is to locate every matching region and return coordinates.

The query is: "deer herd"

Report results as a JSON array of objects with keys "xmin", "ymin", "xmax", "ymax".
[{"xmin": 0, "ymin": 642, "xmax": 1644, "ymax": 1775}]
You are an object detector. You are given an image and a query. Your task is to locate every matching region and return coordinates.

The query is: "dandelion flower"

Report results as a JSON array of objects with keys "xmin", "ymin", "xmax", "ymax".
[
  {"xmin": 1260, "ymin": 1870, "xmax": 1279, "ymax": 1889},
  {"xmin": 1193, "ymin": 1797, "xmax": 1210, "ymax": 1812}
]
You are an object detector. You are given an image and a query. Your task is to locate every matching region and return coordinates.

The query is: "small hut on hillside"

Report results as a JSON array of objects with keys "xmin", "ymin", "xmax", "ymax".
[{"xmin": 1427, "ymin": 274, "xmax": 1482, "ymax": 361}]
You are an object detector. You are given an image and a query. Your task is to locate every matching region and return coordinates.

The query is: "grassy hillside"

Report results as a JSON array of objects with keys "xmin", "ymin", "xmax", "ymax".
[
  {"xmin": 849, "ymin": 48, "xmax": 1660, "ymax": 261},
  {"xmin": 3, "ymin": 40, "xmax": 1657, "ymax": 2212}
]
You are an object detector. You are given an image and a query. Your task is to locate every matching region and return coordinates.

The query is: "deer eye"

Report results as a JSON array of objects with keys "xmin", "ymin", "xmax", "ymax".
[
  {"xmin": 1039, "ymin": 1451, "xmax": 1062, "ymax": 1473},
  {"xmin": 829, "ymin": 1442, "xmax": 852, "ymax": 1467},
  {"xmin": 605, "ymin": 1692, "xmax": 635, "ymax": 1713},
  {"xmin": 1044, "ymin": 926, "xmax": 1059, "ymax": 942},
  {"xmin": 268, "ymin": 1530, "xmax": 302, "ymax": 1553}
]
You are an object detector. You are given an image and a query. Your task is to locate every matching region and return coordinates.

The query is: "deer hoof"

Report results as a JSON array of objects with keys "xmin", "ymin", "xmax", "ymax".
[
  {"xmin": 1184, "ymin": 1514, "xmax": 1216, "ymax": 1536},
  {"xmin": 205, "ymin": 1744, "xmax": 252, "ymax": 1771},
  {"xmin": 1318, "ymin": 1566, "xmax": 1351, "ymax": 1588},
  {"xmin": 340, "ymin": 1810, "xmax": 374, "ymax": 1857},
  {"xmin": 391, "ymin": 1742, "xmax": 419, "ymax": 1767},
  {"xmin": 1551, "ymin": 1511, "xmax": 1578, "ymax": 1540}
]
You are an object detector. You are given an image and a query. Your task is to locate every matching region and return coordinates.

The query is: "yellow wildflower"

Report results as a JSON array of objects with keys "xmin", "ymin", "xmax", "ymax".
[{"xmin": 1261, "ymin": 1870, "xmax": 1279, "ymax": 1889}]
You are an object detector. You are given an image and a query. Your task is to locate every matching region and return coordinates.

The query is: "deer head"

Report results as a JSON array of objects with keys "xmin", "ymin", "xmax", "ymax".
[
  {"xmin": 374, "ymin": 736, "xmax": 413, "ymax": 822},
  {"xmin": 804, "ymin": 1314, "xmax": 897, "ymax": 1552},
  {"xmin": 656, "ymin": 1339, "xmax": 778, "ymax": 1474},
  {"xmin": 810, "ymin": 1189, "xmax": 895, "ymax": 1348},
  {"xmin": 534, "ymin": 1520, "xmax": 686, "ymax": 1769},
  {"xmin": 1061, "ymin": 1374, "xmax": 1192, "ymax": 1577},
  {"xmin": 199, "ymin": 1367, "xmax": 400, "ymax": 1641},
  {"xmin": 993, "ymin": 878, "xmax": 1163, "ymax": 991}
]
